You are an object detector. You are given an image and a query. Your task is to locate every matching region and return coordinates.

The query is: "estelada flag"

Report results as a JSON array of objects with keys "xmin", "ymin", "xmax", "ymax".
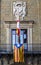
[{"xmin": 16, "ymin": 28, "xmax": 20, "ymax": 36}]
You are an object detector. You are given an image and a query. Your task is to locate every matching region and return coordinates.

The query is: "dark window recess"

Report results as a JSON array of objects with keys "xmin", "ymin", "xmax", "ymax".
[{"xmin": 24, "ymin": 29, "xmax": 27, "ymax": 43}]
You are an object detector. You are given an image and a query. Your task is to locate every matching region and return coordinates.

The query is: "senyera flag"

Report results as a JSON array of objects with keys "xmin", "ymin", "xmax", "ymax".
[{"xmin": 16, "ymin": 28, "xmax": 20, "ymax": 36}]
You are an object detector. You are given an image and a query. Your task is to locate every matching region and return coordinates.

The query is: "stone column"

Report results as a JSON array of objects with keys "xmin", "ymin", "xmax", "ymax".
[
  {"xmin": 6, "ymin": 24, "xmax": 10, "ymax": 51},
  {"xmin": 28, "ymin": 26, "xmax": 32, "ymax": 52}
]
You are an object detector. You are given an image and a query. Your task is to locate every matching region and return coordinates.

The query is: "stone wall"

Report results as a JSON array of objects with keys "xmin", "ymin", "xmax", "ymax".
[
  {"xmin": 39, "ymin": 0, "xmax": 41, "ymax": 43},
  {"xmin": 0, "ymin": 1, "xmax": 1, "ymax": 48},
  {"xmin": 0, "ymin": 0, "xmax": 41, "ymax": 50}
]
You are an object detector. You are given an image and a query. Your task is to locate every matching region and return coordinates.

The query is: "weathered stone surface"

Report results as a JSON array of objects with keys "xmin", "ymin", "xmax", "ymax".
[{"xmin": 0, "ymin": 0, "xmax": 41, "ymax": 51}]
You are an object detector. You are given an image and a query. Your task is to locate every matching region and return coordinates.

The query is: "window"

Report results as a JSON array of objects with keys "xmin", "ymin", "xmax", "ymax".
[{"xmin": 11, "ymin": 29, "xmax": 27, "ymax": 49}]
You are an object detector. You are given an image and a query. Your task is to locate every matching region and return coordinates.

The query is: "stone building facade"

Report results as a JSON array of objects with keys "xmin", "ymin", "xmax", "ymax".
[{"xmin": 0, "ymin": 0, "xmax": 41, "ymax": 52}]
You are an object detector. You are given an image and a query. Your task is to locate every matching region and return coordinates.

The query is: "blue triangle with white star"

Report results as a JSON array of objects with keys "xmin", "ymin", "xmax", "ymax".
[{"xmin": 14, "ymin": 43, "xmax": 23, "ymax": 48}]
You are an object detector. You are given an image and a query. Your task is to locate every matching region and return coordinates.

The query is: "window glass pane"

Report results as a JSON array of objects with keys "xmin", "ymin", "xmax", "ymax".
[
  {"xmin": 12, "ymin": 30, "xmax": 15, "ymax": 34},
  {"xmin": 12, "ymin": 35, "xmax": 15, "ymax": 45},
  {"xmin": 20, "ymin": 35, "xmax": 23, "ymax": 44},
  {"xmin": 24, "ymin": 34, "xmax": 27, "ymax": 39},
  {"xmin": 20, "ymin": 30, "xmax": 23, "ymax": 35},
  {"xmin": 12, "ymin": 35, "xmax": 15, "ymax": 49},
  {"xmin": 16, "ymin": 35, "xmax": 19, "ymax": 44}
]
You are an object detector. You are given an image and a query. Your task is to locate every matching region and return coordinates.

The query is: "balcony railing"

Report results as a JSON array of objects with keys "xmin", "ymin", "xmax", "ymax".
[{"xmin": 0, "ymin": 44, "xmax": 41, "ymax": 54}]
